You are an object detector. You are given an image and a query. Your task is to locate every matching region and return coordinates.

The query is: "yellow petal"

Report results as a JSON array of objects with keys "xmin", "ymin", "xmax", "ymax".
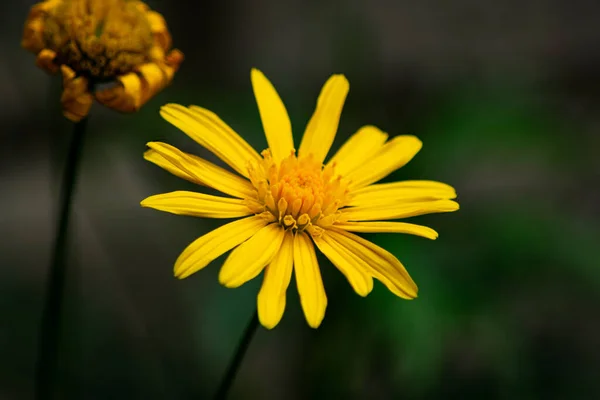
[
  {"xmin": 349, "ymin": 180, "xmax": 457, "ymax": 206},
  {"xmin": 95, "ymin": 55, "xmax": 183, "ymax": 113},
  {"xmin": 21, "ymin": 0, "xmax": 60, "ymax": 53},
  {"xmin": 326, "ymin": 125, "xmax": 388, "ymax": 176},
  {"xmin": 136, "ymin": 2, "xmax": 179, "ymax": 55},
  {"xmin": 60, "ymin": 66, "xmax": 92, "ymax": 122},
  {"xmin": 175, "ymin": 216, "xmax": 268, "ymax": 279},
  {"xmin": 95, "ymin": 71, "xmax": 143, "ymax": 112},
  {"xmin": 36, "ymin": 49, "xmax": 59, "ymax": 74},
  {"xmin": 141, "ymin": 191, "xmax": 252, "ymax": 219},
  {"xmin": 294, "ymin": 232, "xmax": 327, "ymax": 328},
  {"xmin": 326, "ymin": 228, "xmax": 417, "ymax": 299},
  {"xmin": 341, "ymin": 200, "xmax": 459, "ymax": 221},
  {"xmin": 188, "ymin": 105, "xmax": 260, "ymax": 168},
  {"xmin": 22, "ymin": 18, "xmax": 45, "ymax": 54},
  {"xmin": 346, "ymin": 135, "xmax": 423, "ymax": 190},
  {"xmin": 333, "ymin": 221, "xmax": 438, "ymax": 240},
  {"xmin": 250, "ymin": 69, "xmax": 294, "ymax": 164},
  {"xmin": 164, "ymin": 49, "xmax": 185, "ymax": 81},
  {"xmin": 257, "ymin": 232, "xmax": 294, "ymax": 329},
  {"xmin": 145, "ymin": 142, "xmax": 256, "ymax": 199},
  {"xmin": 219, "ymin": 223, "xmax": 286, "ymax": 288},
  {"xmin": 160, "ymin": 104, "xmax": 260, "ymax": 178},
  {"xmin": 353, "ymin": 180, "xmax": 456, "ymax": 195},
  {"xmin": 144, "ymin": 149, "xmax": 197, "ymax": 183},
  {"xmin": 136, "ymin": 62, "xmax": 172, "ymax": 105},
  {"xmin": 298, "ymin": 75, "xmax": 349, "ymax": 164},
  {"xmin": 313, "ymin": 234, "xmax": 373, "ymax": 297},
  {"xmin": 145, "ymin": 9, "xmax": 171, "ymax": 50}
]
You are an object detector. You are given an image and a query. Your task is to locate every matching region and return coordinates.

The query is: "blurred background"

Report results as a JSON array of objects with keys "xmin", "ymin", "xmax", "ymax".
[{"xmin": 2, "ymin": 0, "xmax": 600, "ymax": 398}]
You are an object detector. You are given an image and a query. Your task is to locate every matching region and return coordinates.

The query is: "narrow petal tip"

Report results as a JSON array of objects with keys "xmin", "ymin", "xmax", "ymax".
[
  {"xmin": 333, "ymin": 74, "xmax": 349, "ymax": 88},
  {"xmin": 140, "ymin": 198, "xmax": 151, "ymax": 207},
  {"xmin": 421, "ymin": 226, "xmax": 439, "ymax": 240},
  {"xmin": 410, "ymin": 282, "xmax": 419, "ymax": 298},
  {"xmin": 406, "ymin": 135, "xmax": 423, "ymax": 149},
  {"xmin": 260, "ymin": 322, "xmax": 277, "ymax": 330},
  {"xmin": 173, "ymin": 268, "xmax": 184, "ymax": 279},
  {"xmin": 307, "ymin": 318, "xmax": 323, "ymax": 329},
  {"xmin": 250, "ymin": 68, "xmax": 268, "ymax": 86},
  {"xmin": 160, "ymin": 103, "xmax": 181, "ymax": 114},
  {"xmin": 448, "ymin": 200, "xmax": 460, "ymax": 211},
  {"xmin": 174, "ymin": 263, "xmax": 196, "ymax": 279},
  {"xmin": 217, "ymin": 271, "xmax": 237, "ymax": 288},
  {"xmin": 250, "ymin": 68, "xmax": 264, "ymax": 79}
]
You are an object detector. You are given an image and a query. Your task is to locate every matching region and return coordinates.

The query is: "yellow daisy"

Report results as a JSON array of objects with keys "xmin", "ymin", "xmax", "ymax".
[{"xmin": 141, "ymin": 69, "xmax": 459, "ymax": 329}]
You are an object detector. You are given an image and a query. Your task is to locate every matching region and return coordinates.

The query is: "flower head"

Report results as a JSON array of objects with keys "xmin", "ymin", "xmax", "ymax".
[
  {"xmin": 141, "ymin": 69, "xmax": 459, "ymax": 329},
  {"xmin": 22, "ymin": 0, "xmax": 183, "ymax": 121}
]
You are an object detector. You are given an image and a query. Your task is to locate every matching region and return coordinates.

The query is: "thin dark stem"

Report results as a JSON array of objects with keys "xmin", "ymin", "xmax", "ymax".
[
  {"xmin": 214, "ymin": 310, "xmax": 260, "ymax": 400},
  {"xmin": 34, "ymin": 117, "xmax": 89, "ymax": 399},
  {"xmin": 46, "ymin": 75, "xmax": 64, "ymax": 192}
]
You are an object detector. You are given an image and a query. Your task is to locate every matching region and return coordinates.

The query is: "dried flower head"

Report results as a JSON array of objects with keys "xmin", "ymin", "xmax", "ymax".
[{"xmin": 22, "ymin": 0, "xmax": 184, "ymax": 121}]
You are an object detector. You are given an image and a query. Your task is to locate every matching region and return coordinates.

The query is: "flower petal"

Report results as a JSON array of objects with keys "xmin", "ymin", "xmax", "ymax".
[
  {"xmin": 257, "ymin": 232, "xmax": 294, "ymax": 329},
  {"xmin": 144, "ymin": 149, "xmax": 196, "ymax": 183},
  {"xmin": 326, "ymin": 228, "xmax": 417, "ymax": 299},
  {"xmin": 36, "ymin": 49, "xmax": 59, "ymax": 74},
  {"xmin": 313, "ymin": 234, "xmax": 373, "ymax": 297},
  {"xmin": 353, "ymin": 180, "xmax": 456, "ymax": 195},
  {"xmin": 326, "ymin": 125, "xmax": 388, "ymax": 176},
  {"xmin": 160, "ymin": 104, "xmax": 260, "ymax": 178},
  {"xmin": 346, "ymin": 135, "xmax": 423, "ymax": 189},
  {"xmin": 298, "ymin": 75, "xmax": 349, "ymax": 164},
  {"xmin": 294, "ymin": 232, "xmax": 327, "ymax": 328},
  {"xmin": 349, "ymin": 180, "xmax": 457, "ymax": 206},
  {"xmin": 188, "ymin": 105, "xmax": 261, "ymax": 167},
  {"xmin": 95, "ymin": 52, "xmax": 183, "ymax": 114},
  {"xmin": 145, "ymin": 142, "xmax": 256, "ymax": 199},
  {"xmin": 175, "ymin": 215, "xmax": 268, "ymax": 279},
  {"xmin": 219, "ymin": 223, "xmax": 286, "ymax": 288},
  {"xmin": 341, "ymin": 200, "xmax": 459, "ymax": 221},
  {"xmin": 333, "ymin": 221, "xmax": 439, "ymax": 240},
  {"xmin": 21, "ymin": 0, "xmax": 59, "ymax": 53},
  {"xmin": 60, "ymin": 66, "xmax": 93, "ymax": 122},
  {"xmin": 141, "ymin": 191, "xmax": 252, "ymax": 219},
  {"xmin": 144, "ymin": 8, "xmax": 171, "ymax": 50},
  {"xmin": 251, "ymin": 68, "xmax": 294, "ymax": 164}
]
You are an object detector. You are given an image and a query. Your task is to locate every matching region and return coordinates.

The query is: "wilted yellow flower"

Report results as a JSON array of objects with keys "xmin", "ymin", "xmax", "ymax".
[
  {"xmin": 142, "ymin": 69, "xmax": 459, "ymax": 329},
  {"xmin": 22, "ymin": 0, "xmax": 183, "ymax": 121}
]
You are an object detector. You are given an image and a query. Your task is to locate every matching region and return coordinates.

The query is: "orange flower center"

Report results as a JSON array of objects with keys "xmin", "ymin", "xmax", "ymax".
[{"xmin": 246, "ymin": 150, "xmax": 350, "ymax": 235}]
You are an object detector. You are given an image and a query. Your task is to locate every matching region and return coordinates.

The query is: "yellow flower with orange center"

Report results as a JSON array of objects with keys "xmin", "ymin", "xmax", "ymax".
[
  {"xmin": 22, "ymin": 0, "xmax": 183, "ymax": 121},
  {"xmin": 142, "ymin": 69, "xmax": 459, "ymax": 329}
]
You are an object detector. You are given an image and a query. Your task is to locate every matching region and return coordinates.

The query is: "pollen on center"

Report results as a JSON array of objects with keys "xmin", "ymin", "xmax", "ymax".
[{"xmin": 245, "ymin": 149, "xmax": 350, "ymax": 235}]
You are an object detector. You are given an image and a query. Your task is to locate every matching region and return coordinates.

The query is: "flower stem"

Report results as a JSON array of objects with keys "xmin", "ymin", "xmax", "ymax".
[
  {"xmin": 34, "ymin": 117, "xmax": 89, "ymax": 399},
  {"xmin": 214, "ymin": 310, "xmax": 260, "ymax": 399}
]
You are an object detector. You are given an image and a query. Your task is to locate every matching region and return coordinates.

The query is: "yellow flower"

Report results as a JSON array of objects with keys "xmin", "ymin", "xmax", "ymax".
[
  {"xmin": 22, "ymin": 0, "xmax": 183, "ymax": 122},
  {"xmin": 141, "ymin": 69, "xmax": 459, "ymax": 329}
]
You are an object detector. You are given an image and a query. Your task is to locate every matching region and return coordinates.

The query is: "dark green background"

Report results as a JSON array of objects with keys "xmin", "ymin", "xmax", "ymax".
[{"xmin": 1, "ymin": 0, "xmax": 599, "ymax": 398}]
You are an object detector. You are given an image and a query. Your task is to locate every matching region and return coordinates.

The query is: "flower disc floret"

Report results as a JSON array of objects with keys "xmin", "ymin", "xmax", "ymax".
[{"xmin": 246, "ymin": 150, "xmax": 350, "ymax": 235}]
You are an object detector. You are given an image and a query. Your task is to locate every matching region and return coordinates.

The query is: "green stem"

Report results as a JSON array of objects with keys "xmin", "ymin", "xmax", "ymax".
[
  {"xmin": 214, "ymin": 310, "xmax": 260, "ymax": 399},
  {"xmin": 34, "ymin": 116, "xmax": 89, "ymax": 399}
]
